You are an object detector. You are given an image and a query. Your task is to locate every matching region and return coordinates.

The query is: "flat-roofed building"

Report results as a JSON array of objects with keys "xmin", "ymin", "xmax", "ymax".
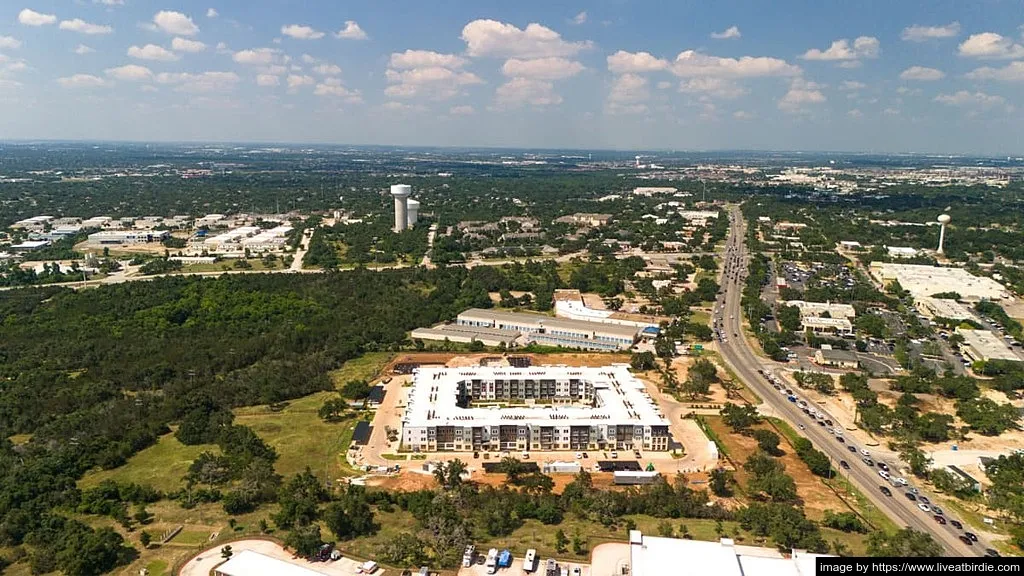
[
  {"xmin": 410, "ymin": 324, "xmax": 521, "ymax": 348},
  {"xmin": 402, "ymin": 364, "xmax": 671, "ymax": 452},
  {"xmin": 214, "ymin": 550, "xmax": 329, "ymax": 576},
  {"xmin": 887, "ymin": 246, "xmax": 920, "ymax": 259},
  {"xmin": 814, "ymin": 347, "xmax": 859, "ymax": 369},
  {"xmin": 628, "ymin": 531, "xmax": 832, "ymax": 576},
  {"xmin": 554, "ymin": 213, "xmax": 613, "ymax": 227},
  {"xmin": 801, "ymin": 316, "xmax": 854, "ymax": 336},
  {"xmin": 203, "ymin": 226, "xmax": 261, "ymax": 253},
  {"xmin": 785, "ymin": 300, "xmax": 856, "ymax": 320},
  {"xmin": 916, "ymin": 297, "xmax": 978, "ymax": 322},
  {"xmin": 10, "ymin": 215, "xmax": 54, "ymax": 231},
  {"xmin": 955, "ymin": 328, "xmax": 1021, "ymax": 363},
  {"xmin": 456, "ymin": 308, "xmax": 639, "ymax": 351},
  {"xmin": 88, "ymin": 230, "xmax": 169, "ymax": 245},
  {"xmin": 870, "ymin": 262, "xmax": 1011, "ymax": 301}
]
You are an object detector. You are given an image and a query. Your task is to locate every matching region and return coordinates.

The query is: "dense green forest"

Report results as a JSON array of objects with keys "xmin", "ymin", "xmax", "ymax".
[{"xmin": 0, "ymin": 267, "xmax": 494, "ymax": 574}]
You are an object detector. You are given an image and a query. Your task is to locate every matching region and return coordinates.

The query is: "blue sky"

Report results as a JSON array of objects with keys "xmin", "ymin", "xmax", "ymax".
[{"xmin": 2, "ymin": 0, "xmax": 1024, "ymax": 154}]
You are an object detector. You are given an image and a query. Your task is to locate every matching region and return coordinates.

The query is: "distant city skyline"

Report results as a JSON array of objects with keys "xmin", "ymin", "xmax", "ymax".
[{"xmin": 2, "ymin": 1, "xmax": 1024, "ymax": 154}]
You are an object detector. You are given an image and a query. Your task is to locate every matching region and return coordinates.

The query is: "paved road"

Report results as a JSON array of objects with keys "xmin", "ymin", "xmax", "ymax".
[{"xmin": 715, "ymin": 206, "xmax": 987, "ymax": 557}]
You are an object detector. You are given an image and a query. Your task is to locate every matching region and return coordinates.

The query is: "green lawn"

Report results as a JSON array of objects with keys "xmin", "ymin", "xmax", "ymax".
[
  {"xmin": 144, "ymin": 559, "xmax": 169, "ymax": 576},
  {"xmin": 79, "ymin": 432, "xmax": 219, "ymax": 492},
  {"xmin": 690, "ymin": 310, "xmax": 711, "ymax": 327}
]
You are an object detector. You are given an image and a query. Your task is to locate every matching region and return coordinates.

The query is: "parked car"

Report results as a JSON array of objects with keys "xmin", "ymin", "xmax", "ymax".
[{"xmin": 610, "ymin": 451, "xmax": 618, "ymax": 459}]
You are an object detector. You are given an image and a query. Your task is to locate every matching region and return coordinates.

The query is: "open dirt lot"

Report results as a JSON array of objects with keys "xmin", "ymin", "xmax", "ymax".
[{"xmin": 706, "ymin": 416, "xmax": 848, "ymax": 521}]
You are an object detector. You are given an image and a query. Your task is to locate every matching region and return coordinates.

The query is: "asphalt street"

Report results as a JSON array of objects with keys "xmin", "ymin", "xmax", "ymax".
[{"xmin": 714, "ymin": 206, "xmax": 989, "ymax": 557}]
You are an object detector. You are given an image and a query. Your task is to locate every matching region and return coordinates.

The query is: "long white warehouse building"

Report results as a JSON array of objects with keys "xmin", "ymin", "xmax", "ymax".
[{"xmin": 402, "ymin": 364, "xmax": 671, "ymax": 453}]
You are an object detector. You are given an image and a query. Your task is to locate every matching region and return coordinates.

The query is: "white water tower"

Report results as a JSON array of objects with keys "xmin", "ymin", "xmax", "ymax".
[
  {"xmin": 937, "ymin": 213, "xmax": 951, "ymax": 254},
  {"xmin": 390, "ymin": 184, "xmax": 411, "ymax": 232}
]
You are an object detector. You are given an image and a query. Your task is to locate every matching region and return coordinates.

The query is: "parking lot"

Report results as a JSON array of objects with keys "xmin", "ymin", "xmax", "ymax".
[{"xmin": 458, "ymin": 557, "xmax": 590, "ymax": 576}]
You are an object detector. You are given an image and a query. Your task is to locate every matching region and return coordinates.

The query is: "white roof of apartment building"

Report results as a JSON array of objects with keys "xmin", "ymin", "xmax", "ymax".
[
  {"xmin": 214, "ymin": 550, "xmax": 329, "ymax": 576},
  {"xmin": 629, "ymin": 532, "xmax": 830, "ymax": 576},
  {"xmin": 870, "ymin": 262, "xmax": 1010, "ymax": 301},
  {"xmin": 887, "ymin": 246, "xmax": 920, "ymax": 258},
  {"xmin": 955, "ymin": 328, "xmax": 1021, "ymax": 362},
  {"xmin": 404, "ymin": 365, "xmax": 668, "ymax": 429},
  {"xmin": 785, "ymin": 300, "xmax": 856, "ymax": 319}
]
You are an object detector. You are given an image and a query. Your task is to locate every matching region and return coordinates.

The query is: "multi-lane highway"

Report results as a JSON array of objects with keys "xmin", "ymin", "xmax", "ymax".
[{"xmin": 714, "ymin": 206, "xmax": 991, "ymax": 557}]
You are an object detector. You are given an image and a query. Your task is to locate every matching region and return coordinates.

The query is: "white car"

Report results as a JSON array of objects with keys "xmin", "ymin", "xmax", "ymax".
[
  {"xmin": 610, "ymin": 451, "xmax": 618, "ymax": 459},
  {"xmin": 918, "ymin": 503, "xmax": 931, "ymax": 513},
  {"xmin": 860, "ymin": 449, "xmax": 871, "ymax": 457},
  {"xmin": 575, "ymin": 452, "xmax": 583, "ymax": 460},
  {"xmin": 894, "ymin": 477, "xmax": 908, "ymax": 486},
  {"xmin": 878, "ymin": 470, "xmax": 890, "ymax": 480}
]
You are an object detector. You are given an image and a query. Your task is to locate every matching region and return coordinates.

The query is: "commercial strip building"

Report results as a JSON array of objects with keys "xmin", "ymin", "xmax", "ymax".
[
  {"xmin": 202, "ymin": 225, "xmax": 292, "ymax": 254},
  {"xmin": 915, "ymin": 297, "xmax": 978, "ymax": 322},
  {"xmin": 628, "ymin": 531, "xmax": 832, "ymax": 576},
  {"xmin": 409, "ymin": 324, "xmax": 521, "ymax": 348},
  {"xmin": 784, "ymin": 300, "xmax": 856, "ymax": 320},
  {"xmin": 869, "ymin": 262, "xmax": 1011, "ymax": 301},
  {"xmin": 455, "ymin": 308, "xmax": 641, "ymax": 351},
  {"xmin": 955, "ymin": 328, "xmax": 1021, "ymax": 363},
  {"xmin": 554, "ymin": 289, "xmax": 662, "ymax": 333},
  {"xmin": 87, "ymin": 230, "xmax": 170, "ymax": 245},
  {"xmin": 401, "ymin": 364, "xmax": 671, "ymax": 452},
  {"xmin": 814, "ymin": 347, "xmax": 859, "ymax": 369},
  {"xmin": 801, "ymin": 316, "xmax": 854, "ymax": 336}
]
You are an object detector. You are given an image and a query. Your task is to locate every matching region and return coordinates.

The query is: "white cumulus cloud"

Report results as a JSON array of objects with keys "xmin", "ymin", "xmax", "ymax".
[
  {"xmin": 958, "ymin": 32, "xmax": 1024, "ymax": 59},
  {"xmin": 494, "ymin": 77, "xmax": 562, "ymax": 107},
  {"xmin": 281, "ymin": 24, "xmax": 324, "ymax": 40},
  {"xmin": 901, "ymin": 22, "xmax": 960, "ymax": 42},
  {"xmin": 778, "ymin": 78, "xmax": 826, "ymax": 113},
  {"xmin": 965, "ymin": 61, "xmax": 1024, "ymax": 82},
  {"xmin": 607, "ymin": 73, "xmax": 649, "ymax": 104},
  {"xmin": 232, "ymin": 48, "xmax": 279, "ymax": 66},
  {"xmin": 607, "ymin": 51, "xmax": 669, "ymax": 74},
  {"xmin": 18, "ymin": 9, "xmax": 56, "ymax": 26},
  {"xmin": 153, "ymin": 11, "xmax": 199, "ymax": 36},
  {"xmin": 313, "ymin": 77, "xmax": 361, "ymax": 100},
  {"xmin": 105, "ymin": 64, "xmax": 153, "ymax": 81},
  {"xmin": 461, "ymin": 19, "xmax": 592, "ymax": 58},
  {"xmin": 0, "ymin": 36, "xmax": 22, "ymax": 50},
  {"xmin": 206, "ymin": 8, "xmax": 218, "ymax": 18},
  {"xmin": 128, "ymin": 44, "xmax": 179, "ymax": 61},
  {"xmin": 172, "ymin": 37, "xmax": 206, "ymax": 52},
  {"xmin": 501, "ymin": 57, "xmax": 584, "ymax": 80},
  {"xmin": 156, "ymin": 71, "xmax": 239, "ymax": 93},
  {"xmin": 385, "ymin": 66, "xmax": 484, "ymax": 100},
  {"xmin": 934, "ymin": 90, "xmax": 1006, "ymax": 108},
  {"xmin": 678, "ymin": 77, "xmax": 747, "ymax": 99},
  {"xmin": 802, "ymin": 36, "xmax": 879, "ymax": 61},
  {"xmin": 74, "ymin": 44, "xmax": 95, "ymax": 55},
  {"xmin": 390, "ymin": 50, "xmax": 467, "ymax": 70},
  {"xmin": 672, "ymin": 51, "xmax": 801, "ymax": 78},
  {"xmin": 57, "ymin": 74, "xmax": 106, "ymax": 88},
  {"xmin": 286, "ymin": 74, "xmax": 315, "ymax": 89},
  {"xmin": 335, "ymin": 21, "xmax": 367, "ymax": 40},
  {"xmin": 256, "ymin": 74, "xmax": 280, "ymax": 87},
  {"xmin": 59, "ymin": 19, "xmax": 113, "ymax": 35},
  {"xmin": 313, "ymin": 63, "xmax": 341, "ymax": 76},
  {"xmin": 711, "ymin": 26, "xmax": 741, "ymax": 40},
  {"xmin": 572, "ymin": 11, "xmax": 587, "ymax": 25},
  {"xmin": 900, "ymin": 66, "xmax": 944, "ymax": 81}
]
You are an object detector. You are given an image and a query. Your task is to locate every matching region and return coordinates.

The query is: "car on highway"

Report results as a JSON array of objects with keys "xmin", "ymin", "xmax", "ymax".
[
  {"xmin": 908, "ymin": 487, "xmax": 919, "ymax": 494},
  {"xmin": 964, "ymin": 532, "xmax": 978, "ymax": 542},
  {"xmin": 934, "ymin": 515, "xmax": 946, "ymax": 525},
  {"xmin": 860, "ymin": 449, "xmax": 870, "ymax": 457},
  {"xmin": 893, "ymin": 477, "xmax": 908, "ymax": 486},
  {"xmin": 847, "ymin": 445, "xmax": 857, "ymax": 453},
  {"xmin": 950, "ymin": 520, "xmax": 963, "ymax": 530},
  {"xmin": 824, "ymin": 427, "xmax": 833, "ymax": 434},
  {"xmin": 932, "ymin": 506, "xmax": 943, "ymax": 515},
  {"xmin": 798, "ymin": 424, "xmax": 805, "ymax": 430},
  {"xmin": 840, "ymin": 460, "xmax": 849, "ymax": 469},
  {"xmin": 862, "ymin": 457, "xmax": 874, "ymax": 466},
  {"xmin": 918, "ymin": 503, "xmax": 931, "ymax": 513},
  {"xmin": 879, "ymin": 486, "xmax": 892, "ymax": 497},
  {"xmin": 835, "ymin": 436, "xmax": 845, "ymax": 443},
  {"xmin": 877, "ymin": 462, "xmax": 889, "ymax": 471},
  {"xmin": 878, "ymin": 470, "xmax": 890, "ymax": 480},
  {"xmin": 959, "ymin": 535, "xmax": 974, "ymax": 546},
  {"xmin": 985, "ymin": 549, "xmax": 1000, "ymax": 557},
  {"xmin": 905, "ymin": 492, "xmax": 917, "ymax": 501},
  {"xmin": 918, "ymin": 495, "xmax": 930, "ymax": 505}
]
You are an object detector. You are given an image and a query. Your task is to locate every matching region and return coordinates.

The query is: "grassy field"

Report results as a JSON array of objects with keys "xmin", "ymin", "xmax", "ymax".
[
  {"xmin": 328, "ymin": 352, "xmax": 394, "ymax": 385},
  {"xmin": 80, "ymin": 432, "xmax": 219, "ymax": 492},
  {"xmin": 690, "ymin": 310, "xmax": 711, "ymax": 327}
]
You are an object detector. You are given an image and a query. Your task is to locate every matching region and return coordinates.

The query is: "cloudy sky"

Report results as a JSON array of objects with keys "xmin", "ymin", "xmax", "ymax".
[{"xmin": 2, "ymin": 0, "xmax": 1024, "ymax": 154}]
